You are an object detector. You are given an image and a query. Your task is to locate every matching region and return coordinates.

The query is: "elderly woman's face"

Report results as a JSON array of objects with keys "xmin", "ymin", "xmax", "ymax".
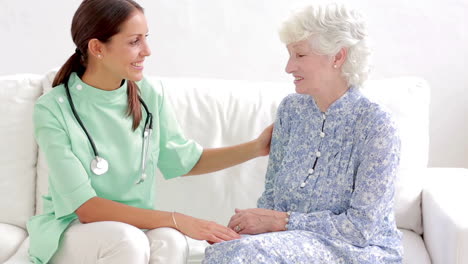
[{"xmin": 285, "ymin": 39, "xmax": 335, "ymax": 96}]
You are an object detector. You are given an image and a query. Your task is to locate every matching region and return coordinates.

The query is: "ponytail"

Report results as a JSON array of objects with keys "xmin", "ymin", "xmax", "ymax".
[
  {"xmin": 52, "ymin": 50, "xmax": 85, "ymax": 87},
  {"xmin": 126, "ymin": 80, "xmax": 142, "ymax": 130}
]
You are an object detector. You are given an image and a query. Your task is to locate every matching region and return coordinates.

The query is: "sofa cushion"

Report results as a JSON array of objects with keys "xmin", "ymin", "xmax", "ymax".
[
  {"xmin": 3, "ymin": 237, "xmax": 30, "ymax": 264},
  {"xmin": 0, "ymin": 75, "xmax": 42, "ymax": 228},
  {"xmin": 394, "ymin": 168, "xmax": 424, "ymax": 235},
  {"xmin": 0, "ymin": 223, "xmax": 28, "ymax": 263},
  {"xmin": 422, "ymin": 168, "xmax": 468, "ymax": 264},
  {"xmin": 186, "ymin": 237, "xmax": 209, "ymax": 264},
  {"xmin": 400, "ymin": 229, "xmax": 431, "ymax": 264}
]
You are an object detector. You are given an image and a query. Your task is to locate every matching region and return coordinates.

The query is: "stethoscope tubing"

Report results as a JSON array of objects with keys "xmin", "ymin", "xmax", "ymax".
[
  {"xmin": 64, "ymin": 80, "xmax": 153, "ymax": 179},
  {"xmin": 65, "ymin": 81, "xmax": 100, "ymax": 157}
]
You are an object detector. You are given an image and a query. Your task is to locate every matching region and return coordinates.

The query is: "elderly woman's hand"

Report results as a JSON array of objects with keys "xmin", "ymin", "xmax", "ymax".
[{"xmin": 227, "ymin": 208, "xmax": 288, "ymax": 235}]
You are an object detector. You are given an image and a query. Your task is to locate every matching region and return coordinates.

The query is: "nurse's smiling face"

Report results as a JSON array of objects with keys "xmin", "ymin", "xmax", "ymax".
[{"xmin": 98, "ymin": 10, "xmax": 151, "ymax": 82}]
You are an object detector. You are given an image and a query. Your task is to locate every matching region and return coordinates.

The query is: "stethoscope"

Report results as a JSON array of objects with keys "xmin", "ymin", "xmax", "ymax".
[{"xmin": 65, "ymin": 81, "xmax": 153, "ymax": 184}]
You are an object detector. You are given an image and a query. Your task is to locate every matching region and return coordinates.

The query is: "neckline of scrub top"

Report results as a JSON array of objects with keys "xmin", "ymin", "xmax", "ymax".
[{"xmin": 67, "ymin": 72, "xmax": 128, "ymax": 104}]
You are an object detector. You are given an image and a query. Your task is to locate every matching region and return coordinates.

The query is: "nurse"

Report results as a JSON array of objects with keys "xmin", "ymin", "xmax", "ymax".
[{"xmin": 27, "ymin": 0, "xmax": 273, "ymax": 263}]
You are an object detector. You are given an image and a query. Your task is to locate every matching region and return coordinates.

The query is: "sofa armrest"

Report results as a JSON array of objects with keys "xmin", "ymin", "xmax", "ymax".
[{"xmin": 422, "ymin": 168, "xmax": 468, "ymax": 264}]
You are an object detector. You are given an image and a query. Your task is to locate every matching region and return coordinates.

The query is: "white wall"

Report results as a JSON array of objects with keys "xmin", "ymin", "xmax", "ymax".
[{"xmin": 1, "ymin": 0, "xmax": 467, "ymax": 168}]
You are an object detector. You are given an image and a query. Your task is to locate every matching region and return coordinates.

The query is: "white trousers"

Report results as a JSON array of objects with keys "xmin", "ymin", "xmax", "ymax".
[{"xmin": 50, "ymin": 221, "xmax": 189, "ymax": 264}]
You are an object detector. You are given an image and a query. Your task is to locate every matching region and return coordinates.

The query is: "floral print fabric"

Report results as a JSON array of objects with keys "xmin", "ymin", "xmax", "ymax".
[{"xmin": 203, "ymin": 87, "xmax": 403, "ymax": 264}]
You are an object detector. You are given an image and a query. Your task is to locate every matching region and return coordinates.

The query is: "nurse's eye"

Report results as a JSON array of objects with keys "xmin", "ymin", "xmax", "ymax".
[
  {"xmin": 130, "ymin": 38, "xmax": 140, "ymax": 46},
  {"xmin": 297, "ymin": 54, "xmax": 306, "ymax": 58}
]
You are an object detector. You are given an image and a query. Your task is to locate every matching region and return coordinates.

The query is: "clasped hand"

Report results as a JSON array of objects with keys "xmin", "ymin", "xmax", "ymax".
[{"xmin": 227, "ymin": 208, "xmax": 286, "ymax": 235}]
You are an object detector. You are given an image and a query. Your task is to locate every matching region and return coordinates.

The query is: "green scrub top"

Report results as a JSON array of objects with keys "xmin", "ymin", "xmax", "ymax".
[{"xmin": 27, "ymin": 72, "xmax": 203, "ymax": 264}]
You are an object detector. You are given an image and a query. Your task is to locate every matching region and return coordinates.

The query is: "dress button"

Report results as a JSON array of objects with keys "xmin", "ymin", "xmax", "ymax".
[
  {"xmin": 308, "ymin": 168, "xmax": 314, "ymax": 174},
  {"xmin": 58, "ymin": 96, "xmax": 64, "ymax": 103},
  {"xmin": 76, "ymin": 84, "xmax": 83, "ymax": 90},
  {"xmin": 316, "ymin": 151, "xmax": 321, "ymax": 157},
  {"xmin": 320, "ymin": 132, "xmax": 325, "ymax": 138},
  {"xmin": 300, "ymin": 182, "xmax": 306, "ymax": 188}
]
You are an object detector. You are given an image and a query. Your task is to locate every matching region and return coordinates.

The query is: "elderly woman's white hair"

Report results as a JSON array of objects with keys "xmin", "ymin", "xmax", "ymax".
[{"xmin": 279, "ymin": 3, "xmax": 371, "ymax": 87}]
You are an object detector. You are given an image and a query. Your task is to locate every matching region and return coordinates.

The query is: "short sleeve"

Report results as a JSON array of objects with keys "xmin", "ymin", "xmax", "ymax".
[
  {"xmin": 34, "ymin": 102, "xmax": 96, "ymax": 219},
  {"xmin": 156, "ymin": 86, "xmax": 203, "ymax": 179}
]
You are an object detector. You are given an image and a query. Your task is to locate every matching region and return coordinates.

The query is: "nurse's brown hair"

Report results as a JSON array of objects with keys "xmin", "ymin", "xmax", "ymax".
[{"xmin": 53, "ymin": 0, "xmax": 144, "ymax": 130}]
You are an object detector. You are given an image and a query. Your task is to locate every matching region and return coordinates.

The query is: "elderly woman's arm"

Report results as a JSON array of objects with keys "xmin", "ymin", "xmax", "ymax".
[
  {"xmin": 227, "ymin": 98, "xmax": 292, "ymax": 234},
  {"xmin": 256, "ymin": 98, "xmax": 290, "ymax": 209}
]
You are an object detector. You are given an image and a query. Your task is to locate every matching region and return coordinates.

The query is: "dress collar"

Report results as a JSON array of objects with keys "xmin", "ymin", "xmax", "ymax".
[
  {"xmin": 67, "ymin": 72, "xmax": 128, "ymax": 103},
  {"xmin": 309, "ymin": 86, "xmax": 362, "ymax": 117}
]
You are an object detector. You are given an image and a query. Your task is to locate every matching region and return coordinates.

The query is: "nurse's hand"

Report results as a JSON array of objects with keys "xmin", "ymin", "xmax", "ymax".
[
  {"xmin": 255, "ymin": 123, "xmax": 274, "ymax": 157},
  {"xmin": 227, "ymin": 208, "xmax": 288, "ymax": 235},
  {"xmin": 174, "ymin": 213, "xmax": 240, "ymax": 244}
]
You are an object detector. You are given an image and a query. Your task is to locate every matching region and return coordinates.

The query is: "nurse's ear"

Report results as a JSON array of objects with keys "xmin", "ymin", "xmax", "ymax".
[{"xmin": 87, "ymin": 38, "xmax": 105, "ymax": 60}]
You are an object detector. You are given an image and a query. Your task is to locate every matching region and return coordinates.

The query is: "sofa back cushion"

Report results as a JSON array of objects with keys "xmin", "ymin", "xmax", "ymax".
[
  {"xmin": 36, "ymin": 73, "xmax": 428, "ymax": 235},
  {"xmin": 150, "ymin": 77, "xmax": 289, "ymax": 225},
  {"xmin": 0, "ymin": 74, "xmax": 43, "ymax": 229}
]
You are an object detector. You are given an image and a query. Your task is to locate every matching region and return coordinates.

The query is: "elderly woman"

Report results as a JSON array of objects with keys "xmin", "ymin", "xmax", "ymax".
[{"xmin": 203, "ymin": 3, "xmax": 403, "ymax": 264}]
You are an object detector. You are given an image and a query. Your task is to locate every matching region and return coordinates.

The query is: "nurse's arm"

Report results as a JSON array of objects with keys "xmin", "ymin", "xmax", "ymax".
[
  {"xmin": 75, "ymin": 196, "xmax": 240, "ymax": 242},
  {"xmin": 184, "ymin": 124, "xmax": 273, "ymax": 176},
  {"xmin": 76, "ymin": 196, "xmax": 176, "ymax": 227}
]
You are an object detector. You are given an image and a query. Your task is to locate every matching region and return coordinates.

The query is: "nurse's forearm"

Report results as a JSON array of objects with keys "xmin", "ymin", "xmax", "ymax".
[
  {"xmin": 75, "ymin": 197, "xmax": 241, "ymax": 242},
  {"xmin": 185, "ymin": 140, "xmax": 261, "ymax": 176},
  {"xmin": 75, "ymin": 196, "xmax": 176, "ymax": 229}
]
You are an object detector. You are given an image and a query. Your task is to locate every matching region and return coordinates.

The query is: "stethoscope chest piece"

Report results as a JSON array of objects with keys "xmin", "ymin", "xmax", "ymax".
[{"xmin": 91, "ymin": 156, "xmax": 109, "ymax": 175}]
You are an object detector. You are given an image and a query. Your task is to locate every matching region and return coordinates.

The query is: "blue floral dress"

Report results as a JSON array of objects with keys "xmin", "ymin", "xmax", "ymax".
[{"xmin": 203, "ymin": 87, "xmax": 403, "ymax": 264}]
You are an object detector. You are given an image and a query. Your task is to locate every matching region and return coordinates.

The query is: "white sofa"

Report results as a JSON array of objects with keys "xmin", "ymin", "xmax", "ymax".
[{"xmin": 1, "ymin": 70, "xmax": 467, "ymax": 264}]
